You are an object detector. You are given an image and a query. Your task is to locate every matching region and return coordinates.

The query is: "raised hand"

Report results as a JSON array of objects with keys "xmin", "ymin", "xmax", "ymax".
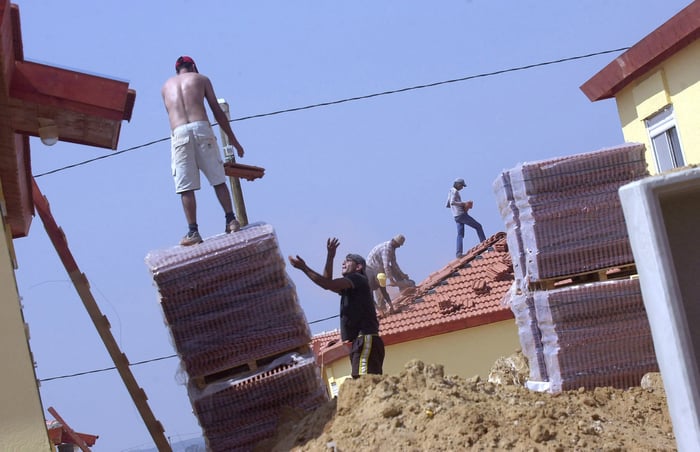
[
  {"xmin": 327, "ymin": 237, "xmax": 340, "ymax": 257},
  {"xmin": 288, "ymin": 255, "xmax": 307, "ymax": 270}
]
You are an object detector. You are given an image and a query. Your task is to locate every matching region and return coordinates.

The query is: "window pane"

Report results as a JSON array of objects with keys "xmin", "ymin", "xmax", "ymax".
[
  {"xmin": 652, "ymin": 133, "xmax": 674, "ymax": 172},
  {"xmin": 669, "ymin": 127, "xmax": 685, "ymax": 167}
]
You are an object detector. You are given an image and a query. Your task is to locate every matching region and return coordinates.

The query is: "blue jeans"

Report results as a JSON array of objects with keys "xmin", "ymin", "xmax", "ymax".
[{"xmin": 455, "ymin": 213, "xmax": 486, "ymax": 256}]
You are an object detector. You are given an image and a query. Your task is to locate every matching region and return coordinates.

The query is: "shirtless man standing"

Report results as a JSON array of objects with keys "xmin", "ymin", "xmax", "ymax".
[{"xmin": 161, "ymin": 56, "xmax": 246, "ymax": 246}]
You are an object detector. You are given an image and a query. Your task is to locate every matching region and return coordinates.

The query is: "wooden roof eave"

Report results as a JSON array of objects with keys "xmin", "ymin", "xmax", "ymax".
[{"xmin": 8, "ymin": 60, "xmax": 135, "ymax": 149}]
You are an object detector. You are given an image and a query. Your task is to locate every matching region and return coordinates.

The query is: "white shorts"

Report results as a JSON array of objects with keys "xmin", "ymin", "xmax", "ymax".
[{"xmin": 171, "ymin": 121, "xmax": 226, "ymax": 193}]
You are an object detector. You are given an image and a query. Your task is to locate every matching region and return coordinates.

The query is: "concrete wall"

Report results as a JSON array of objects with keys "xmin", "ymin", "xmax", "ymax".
[
  {"xmin": 615, "ymin": 38, "xmax": 700, "ymax": 173},
  {"xmin": 619, "ymin": 168, "xmax": 700, "ymax": 451},
  {"xmin": 0, "ymin": 191, "xmax": 52, "ymax": 451},
  {"xmin": 322, "ymin": 319, "xmax": 520, "ymax": 396}
]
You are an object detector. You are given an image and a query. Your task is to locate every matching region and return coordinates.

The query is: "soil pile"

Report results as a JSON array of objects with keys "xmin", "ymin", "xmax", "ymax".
[{"xmin": 259, "ymin": 354, "xmax": 676, "ymax": 451}]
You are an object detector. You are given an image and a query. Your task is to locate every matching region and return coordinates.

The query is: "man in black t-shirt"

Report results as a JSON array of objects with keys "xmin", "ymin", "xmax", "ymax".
[{"xmin": 289, "ymin": 237, "xmax": 385, "ymax": 377}]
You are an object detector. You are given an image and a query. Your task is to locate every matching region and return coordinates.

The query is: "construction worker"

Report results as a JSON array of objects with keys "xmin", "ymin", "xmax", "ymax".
[
  {"xmin": 288, "ymin": 238, "xmax": 385, "ymax": 377},
  {"xmin": 162, "ymin": 55, "xmax": 245, "ymax": 246},
  {"xmin": 447, "ymin": 178, "xmax": 486, "ymax": 257},
  {"xmin": 366, "ymin": 234, "xmax": 415, "ymax": 314}
]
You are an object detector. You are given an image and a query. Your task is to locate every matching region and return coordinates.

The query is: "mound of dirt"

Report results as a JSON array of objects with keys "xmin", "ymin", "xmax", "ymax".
[{"xmin": 259, "ymin": 355, "xmax": 676, "ymax": 451}]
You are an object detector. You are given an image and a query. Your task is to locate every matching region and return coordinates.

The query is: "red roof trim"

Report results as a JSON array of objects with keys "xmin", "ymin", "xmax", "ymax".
[
  {"xmin": 317, "ymin": 342, "xmax": 348, "ymax": 366},
  {"xmin": 581, "ymin": 1, "xmax": 700, "ymax": 101}
]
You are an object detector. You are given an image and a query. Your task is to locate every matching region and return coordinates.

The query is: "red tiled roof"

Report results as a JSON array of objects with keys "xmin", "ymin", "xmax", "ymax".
[
  {"xmin": 312, "ymin": 233, "xmax": 515, "ymax": 366},
  {"xmin": 580, "ymin": 1, "xmax": 700, "ymax": 101}
]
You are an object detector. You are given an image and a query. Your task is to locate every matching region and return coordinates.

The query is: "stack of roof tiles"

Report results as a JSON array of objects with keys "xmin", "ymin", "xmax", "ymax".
[
  {"xmin": 493, "ymin": 143, "xmax": 659, "ymax": 392},
  {"xmin": 188, "ymin": 353, "xmax": 326, "ymax": 451},
  {"xmin": 145, "ymin": 223, "xmax": 327, "ymax": 451}
]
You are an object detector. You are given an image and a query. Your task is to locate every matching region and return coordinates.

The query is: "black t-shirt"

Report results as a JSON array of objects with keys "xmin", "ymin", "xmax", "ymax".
[{"xmin": 339, "ymin": 272, "xmax": 379, "ymax": 342}]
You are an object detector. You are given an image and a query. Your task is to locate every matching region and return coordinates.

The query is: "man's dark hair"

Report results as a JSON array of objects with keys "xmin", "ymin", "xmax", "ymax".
[{"xmin": 346, "ymin": 253, "xmax": 366, "ymax": 275}]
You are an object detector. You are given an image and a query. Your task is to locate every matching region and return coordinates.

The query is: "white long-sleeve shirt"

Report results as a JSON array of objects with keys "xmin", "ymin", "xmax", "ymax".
[
  {"xmin": 447, "ymin": 187, "xmax": 466, "ymax": 217},
  {"xmin": 366, "ymin": 240, "xmax": 407, "ymax": 283}
]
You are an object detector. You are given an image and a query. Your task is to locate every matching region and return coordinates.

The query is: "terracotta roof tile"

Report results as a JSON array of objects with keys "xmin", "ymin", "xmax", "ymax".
[{"xmin": 311, "ymin": 233, "xmax": 515, "ymax": 364}]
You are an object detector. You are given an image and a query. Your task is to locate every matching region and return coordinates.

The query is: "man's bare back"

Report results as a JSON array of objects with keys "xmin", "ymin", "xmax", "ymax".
[
  {"xmin": 162, "ymin": 72, "xmax": 216, "ymax": 130},
  {"xmin": 162, "ymin": 60, "xmax": 244, "ymax": 156}
]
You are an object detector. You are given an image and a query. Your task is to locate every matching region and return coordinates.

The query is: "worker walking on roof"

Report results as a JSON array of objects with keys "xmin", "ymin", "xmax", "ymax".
[
  {"xmin": 365, "ymin": 234, "xmax": 415, "ymax": 314},
  {"xmin": 447, "ymin": 178, "xmax": 486, "ymax": 257},
  {"xmin": 289, "ymin": 238, "xmax": 385, "ymax": 378},
  {"xmin": 162, "ymin": 55, "xmax": 246, "ymax": 246}
]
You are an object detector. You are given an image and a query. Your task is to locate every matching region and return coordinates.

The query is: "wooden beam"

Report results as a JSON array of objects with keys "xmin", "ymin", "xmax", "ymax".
[
  {"xmin": 0, "ymin": 0, "xmax": 17, "ymax": 98},
  {"xmin": 0, "ymin": 129, "xmax": 33, "ymax": 238},
  {"xmin": 33, "ymin": 178, "xmax": 172, "ymax": 452},
  {"xmin": 4, "ymin": 97, "xmax": 122, "ymax": 150},
  {"xmin": 47, "ymin": 407, "xmax": 91, "ymax": 452}
]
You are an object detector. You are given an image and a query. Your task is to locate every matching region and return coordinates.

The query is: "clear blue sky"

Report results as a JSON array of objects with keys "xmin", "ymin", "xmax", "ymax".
[{"xmin": 12, "ymin": 1, "xmax": 691, "ymax": 450}]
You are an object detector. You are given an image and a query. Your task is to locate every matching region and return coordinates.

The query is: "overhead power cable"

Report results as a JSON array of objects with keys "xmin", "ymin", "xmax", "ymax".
[
  {"xmin": 38, "ymin": 313, "xmax": 340, "ymax": 382},
  {"xmin": 35, "ymin": 47, "xmax": 630, "ymax": 383},
  {"xmin": 33, "ymin": 47, "xmax": 628, "ymax": 178}
]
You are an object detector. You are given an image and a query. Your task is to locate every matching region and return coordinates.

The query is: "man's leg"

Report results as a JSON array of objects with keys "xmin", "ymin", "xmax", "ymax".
[
  {"xmin": 379, "ymin": 286, "xmax": 395, "ymax": 313},
  {"xmin": 462, "ymin": 213, "xmax": 486, "ymax": 242},
  {"xmin": 214, "ymin": 183, "xmax": 240, "ymax": 232},
  {"xmin": 455, "ymin": 218, "xmax": 465, "ymax": 257},
  {"xmin": 350, "ymin": 335, "xmax": 384, "ymax": 377},
  {"xmin": 179, "ymin": 190, "xmax": 203, "ymax": 245},
  {"xmin": 368, "ymin": 336, "xmax": 385, "ymax": 375},
  {"xmin": 372, "ymin": 287, "xmax": 385, "ymax": 310},
  {"xmin": 214, "ymin": 183, "xmax": 234, "ymax": 214},
  {"xmin": 181, "ymin": 190, "xmax": 197, "ymax": 227}
]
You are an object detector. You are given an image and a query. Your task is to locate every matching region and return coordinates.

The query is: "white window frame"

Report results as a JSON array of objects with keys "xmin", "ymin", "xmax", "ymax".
[{"xmin": 645, "ymin": 105, "xmax": 685, "ymax": 173}]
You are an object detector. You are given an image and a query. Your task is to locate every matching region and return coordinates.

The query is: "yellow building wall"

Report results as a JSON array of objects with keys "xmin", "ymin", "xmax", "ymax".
[
  {"xmin": 0, "ymin": 190, "xmax": 52, "ymax": 451},
  {"xmin": 615, "ymin": 38, "xmax": 700, "ymax": 173},
  {"xmin": 321, "ymin": 319, "xmax": 520, "ymax": 396}
]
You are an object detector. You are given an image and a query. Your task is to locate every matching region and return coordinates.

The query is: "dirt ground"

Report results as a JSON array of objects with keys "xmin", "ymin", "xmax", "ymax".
[{"xmin": 258, "ymin": 352, "xmax": 676, "ymax": 451}]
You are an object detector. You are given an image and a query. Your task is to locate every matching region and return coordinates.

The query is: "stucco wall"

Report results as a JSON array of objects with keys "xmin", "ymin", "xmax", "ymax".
[
  {"xmin": 322, "ymin": 319, "xmax": 520, "ymax": 396},
  {"xmin": 383, "ymin": 320, "xmax": 520, "ymax": 378},
  {"xmin": 615, "ymin": 38, "xmax": 700, "ymax": 173},
  {"xmin": 0, "ymin": 203, "xmax": 52, "ymax": 450}
]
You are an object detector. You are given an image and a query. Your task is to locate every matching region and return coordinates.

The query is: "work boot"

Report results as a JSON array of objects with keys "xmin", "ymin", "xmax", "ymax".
[
  {"xmin": 226, "ymin": 219, "xmax": 241, "ymax": 233},
  {"xmin": 180, "ymin": 230, "xmax": 203, "ymax": 246}
]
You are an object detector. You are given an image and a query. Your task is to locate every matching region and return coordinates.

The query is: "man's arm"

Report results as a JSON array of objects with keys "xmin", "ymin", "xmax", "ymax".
[
  {"xmin": 449, "ymin": 189, "xmax": 471, "ymax": 210},
  {"xmin": 389, "ymin": 257, "xmax": 408, "ymax": 281},
  {"xmin": 203, "ymin": 77, "xmax": 245, "ymax": 157},
  {"xmin": 289, "ymin": 255, "xmax": 352, "ymax": 293},
  {"xmin": 381, "ymin": 245, "xmax": 402, "ymax": 282},
  {"xmin": 379, "ymin": 286, "xmax": 395, "ymax": 312}
]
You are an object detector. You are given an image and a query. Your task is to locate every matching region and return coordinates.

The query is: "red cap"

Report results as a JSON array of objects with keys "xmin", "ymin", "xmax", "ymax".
[{"xmin": 175, "ymin": 56, "xmax": 198, "ymax": 73}]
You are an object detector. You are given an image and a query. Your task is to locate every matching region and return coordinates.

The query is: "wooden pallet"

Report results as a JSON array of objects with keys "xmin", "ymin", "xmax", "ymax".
[
  {"xmin": 528, "ymin": 263, "xmax": 638, "ymax": 291},
  {"xmin": 192, "ymin": 345, "xmax": 311, "ymax": 388}
]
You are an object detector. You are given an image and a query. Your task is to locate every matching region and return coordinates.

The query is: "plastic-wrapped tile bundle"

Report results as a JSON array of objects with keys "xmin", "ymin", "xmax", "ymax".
[
  {"xmin": 493, "ymin": 171, "xmax": 527, "ymax": 285},
  {"xmin": 144, "ymin": 222, "xmax": 311, "ymax": 379},
  {"xmin": 508, "ymin": 292, "xmax": 547, "ymax": 382},
  {"xmin": 534, "ymin": 279, "xmax": 658, "ymax": 392},
  {"xmin": 493, "ymin": 142, "xmax": 649, "ymax": 282},
  {"xmin": 189, "ymin": 352, "xmax": 328, "ymax": 452},
  {"xmin": 494, "ymin": 143, "xmax": 657, "ymax": 393}
]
